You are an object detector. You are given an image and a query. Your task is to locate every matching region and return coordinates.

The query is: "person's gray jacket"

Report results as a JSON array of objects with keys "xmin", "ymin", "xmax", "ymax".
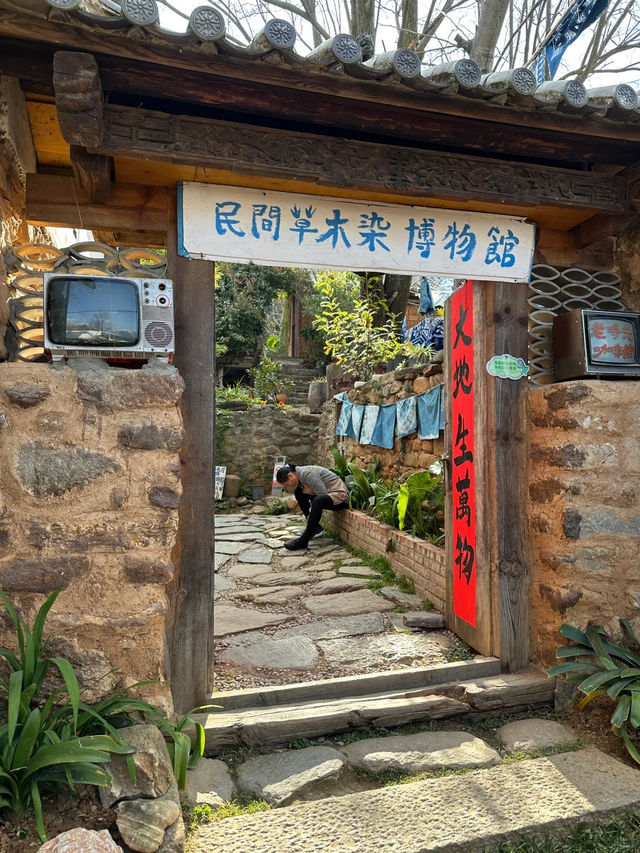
[{"xmin": 296, "ymin": 465, "xmax": 348, "ymax": 505}]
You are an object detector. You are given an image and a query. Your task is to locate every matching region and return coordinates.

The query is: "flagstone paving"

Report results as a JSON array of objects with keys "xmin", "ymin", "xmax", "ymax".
[{"xmin": 213, "ymin": 511, "xmax": 455, "ymax": 690}]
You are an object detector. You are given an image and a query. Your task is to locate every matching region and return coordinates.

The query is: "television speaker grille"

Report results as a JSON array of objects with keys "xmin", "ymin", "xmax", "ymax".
[{"xmin": 144, "ymin": 321, "xmax": 174, "ymax": 348}]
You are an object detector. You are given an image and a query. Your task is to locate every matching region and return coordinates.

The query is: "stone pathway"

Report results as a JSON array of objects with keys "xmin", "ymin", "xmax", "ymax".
[
  {"xmin": 213, "ymin": 511, "xmax": 453, "ymax": 690},
  {"xmin": 185, "ymin": 718, "xmax": 640, "ymax": 853}
]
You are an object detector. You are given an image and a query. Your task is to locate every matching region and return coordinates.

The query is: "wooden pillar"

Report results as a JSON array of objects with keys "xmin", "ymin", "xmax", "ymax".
[
  {"xmin": 445, "ymin": 280, "xmax": 530, "ymax": 671},
  {"xmin": 166, "ymin": 189, "xmax": 216, "ymax": 712}
]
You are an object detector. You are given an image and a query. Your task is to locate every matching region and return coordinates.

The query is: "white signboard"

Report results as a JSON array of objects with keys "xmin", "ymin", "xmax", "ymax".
[{"xmin": 178, "ymin": 182, "xmax": 535, "ymax": 283}]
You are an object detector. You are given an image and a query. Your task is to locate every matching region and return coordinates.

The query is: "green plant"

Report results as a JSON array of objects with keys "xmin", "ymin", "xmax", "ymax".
[
  {"xmin": 397, "ymin": 469, "xmax": 444, "ymax": 543},
  {"xmin": 264, "ymin": 499, "xmax": 288, "ymax": 515},
  {"xmin": 397, "ymin": 576, "xmax": 415, "ymax": 595},
  {"xmin": 0, "ymin": 589, "xmax": 215, "ymax": 840},
  {"xmin": 215, "ymin": 408, "xmax": 232, "ymax": 455},
  {"xmin": 212, "ymin": 797, "xmax": 271, "ymax": 820},
  {"xmin": 248, "ymin": 356, "xmax": 293, "ymax": 403},
  {"xmin": 547, "ymin": 621, "xmax": 640, "ymax": 765},
  {"xmin": 328, "ymin": 445, "xmax": 353, "ymax": 480},
  {"xmin": 446, "ymin": 637, "xmax": 475, "ymax": 662},
  {"xmin": 422, "ymin": 598, "xmax": 434, "ymax": 611},
  {"xmin": 345, "ymin": 461, "xmax": 380, "ymax": 511}
]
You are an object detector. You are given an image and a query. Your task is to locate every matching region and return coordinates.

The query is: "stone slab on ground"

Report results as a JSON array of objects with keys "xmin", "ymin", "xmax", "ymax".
[
  {"xmin": 250, "ymin": 571, "xmax": 316, "ymax": 587},
  {"xmin": 337, "ymin": 565, "xmax": 381, "ymax": 579},
  {"xmin": 215, "ymin": 532, "xmax": 267, "ymax": 543},
  {"xmin": 214, "ymin": 606, "xmax": 292, "ymax": 637},
  {"xmin": 233, "ymin": 586, "xmax": 305, "ymax": 605},
  {"xmin": 380, "ymin": 586, "xmax": 424, "ymax": 610},
  {"xmin": 342, "ymin": 731, "xmax": 500, "ymax": 774},
  {"xmin": 303, "ymin": 590, "xmax": 395, "ymax": 617},
  {"xmin": 238, "ymin": 547, "xmax": 274, "ymax": 564},
  {"xmin": 226, "ymin": 563, "xmax": 277, "ymax": 580},
  {"xmin": 188, "ymin": 748, "xmax": 640, "ymax": 853},
  {"xmin": 38, "ymin": 829, "xmax": 123, "ymax": 852},
  {"xmin": 309, "ymin": 576, "xmax": 371, "ymax": 595},
  {"xmin": 219, "ymin": 637, "xmax": 319, "ymax": 670},
  {"xmin": 214, "ymin": 553, "xmax": 231, "ymax": 572},
  {"xmin": 498, "ymin": 719, "xmax": 577, "ymax": 752},
  {"xmin": 318, "ymin": 633, "xmax": 449, "ymax": 669},
  {"xmin": 181, "ymin": 758, "xmax": 235, "ymax": 808},
  {"xmin": 236, "ymin": 746, "xmax": 347, "ymax": 806},
  {"xmin": 280, "ymin": 555, "xmax": 311, "ymax": 569},
  {"xmin": 278, "ymin": 612, "xmax": 385, "ymax": 641},
  {"xmin": 216, "ymin": 541, "xmax": 254, "ymax": 555},
  {"xmin": 404, "ymin": 612, "xmax": 446, "ymax": 630},
  {"xmin": 214, "ymin": 575, "xmax": 236, "ymax": 592}
]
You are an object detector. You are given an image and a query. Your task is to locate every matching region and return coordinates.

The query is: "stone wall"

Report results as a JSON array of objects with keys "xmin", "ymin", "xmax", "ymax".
[
  {"xmin": 323, "ymin": 509, "xmax": 446, "ymax": 612},
  {"xmin": 317, "ymin": 362, "xmax": 444, "ymax": 481},
  {"xmin": 0, "ymin": 360, "xmax": 184, "ymax": 712},
  {"xmin": 529, "ymin": 380, "xmax": 640, "ymax": 665},
  {"xmin": 217, "ymin": 405, "xmax": 322, "ymax": 489}
]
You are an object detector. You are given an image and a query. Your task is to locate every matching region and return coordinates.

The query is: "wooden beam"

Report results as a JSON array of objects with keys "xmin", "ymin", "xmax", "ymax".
[
  {"xmin": 52, "ymin": 51, "xmax": 103, "ymax": 148},
  {"xmin": 166, "ymin": 189, "xmax": 215, "ymax": 713},
  {"xmin": 445, "ymin": 281, "xmax": 530, "ymax": 670},
  {"xmin": 70, "ymin": 146, "xmax": 112, "ymax": 203},
  {"xmin": 572, "ymin": 213, "xmax": 635, "ymax": 248},
  {"xmin": 534, "ymin": 227, "xmax": 614, "ymax": 270},
  {"xmin": 93, "ymin": 103, "xmax": 629, "ymax": 215},
  {"xmin": 26, "ymin": 174, "xmax": 167, "ymax": 235}
]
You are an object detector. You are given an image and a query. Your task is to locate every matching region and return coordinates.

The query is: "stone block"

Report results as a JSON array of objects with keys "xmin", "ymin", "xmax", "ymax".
[
  {"xmin": 413, "ymin": 376, "xmax": 430, "ymax": 394},
  {"xmin": 237, "ymin": 746, "xmax": 346, "ymax": 806},
  {"xmin": 223, "ymin": 475, "xmax": 241, "ymax": 498},
  {"xmin": 116, "ymin": 786, "xmax": 180, "ymax": 853},
  {"xmin": 37, "ymin": 829, "xmax": 123, "ymax": 852},
  {"xmin": 4, "ymin": 383, "xmax": 50, "ymax": 407},
  {"xmin": 118, "ymin": 424, "xmax": 183, "ymax": 451},
  {"xmin": 497, "ymin": 719, "xmax": 576, "ymax": 752},
  {"xmin": 100, "ymin": 724, "xmax": 175, "ymax": 808},
  {"xmin": 124, "ymin": 558, "xmax": 174, "ymax": 584},
  {"xmin": 181, "ymin": 758, "xmax": 235, "ymax": 808},
  {"xmin": 1, "ymin": 555, "xmax": 88, "ymax": 592},
  {"xmin": 16, "ymin": 443, "xmax": 119, "ymax": 497},
  {"xmin": 148, "ymin": 486, "xmax": 181, "ymax": 509}
]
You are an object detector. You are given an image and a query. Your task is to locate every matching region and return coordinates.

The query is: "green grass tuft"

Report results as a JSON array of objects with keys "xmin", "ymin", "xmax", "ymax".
[
  {"xmin": 397, "ymin": 575, "xmax": 415, "ymax": 595},
  {"xmin": 422, "ymin": 598, "xmax": 434, "ymax": 611},
  {"xmin": 445, "ymin": 637, "xmax": 475, "ymax": 662},
  {"xmin": 212, "ymin": 798, "xmax": 271, "ymax": 820},
  {"xmin": 491, "ymin": 810, "xmax": 640, "ymax": 852}
]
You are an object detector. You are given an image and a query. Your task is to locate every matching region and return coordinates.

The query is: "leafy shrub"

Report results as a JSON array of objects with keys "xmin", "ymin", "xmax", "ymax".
[
  {"xmin": 548, "ymin": 621, "xmax": 640, "ymax": 765},
  {"xmin": 248, "ymin": 356, "xmax": 293, "ymax": 402},
  {"xmin": 0, "ymin": 589, "xmax": 213, "ymax": 840}
]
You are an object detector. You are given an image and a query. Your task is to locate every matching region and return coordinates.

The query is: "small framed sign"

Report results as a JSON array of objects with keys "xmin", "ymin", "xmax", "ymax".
[{"xmin": 214, "ymin": 466, "xmax": 227, "ymax": 500}]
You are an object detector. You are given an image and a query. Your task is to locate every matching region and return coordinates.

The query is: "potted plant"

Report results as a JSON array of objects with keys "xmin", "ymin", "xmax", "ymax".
[{"xmin": 249, "ymin": 355, "xmax": 293, "ymax": 404}]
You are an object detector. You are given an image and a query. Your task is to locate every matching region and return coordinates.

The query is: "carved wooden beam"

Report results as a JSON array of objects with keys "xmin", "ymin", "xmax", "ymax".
[
  {"xmin": 70, "ymin": 146, "xmax": 113, "ymax": 204},
  {"xmin": 53, "ymin": 51, "xmax": 104, "ymax": 148},
  {"xmin": 92, "ymin": 103, "xmax": 630, "ymax": 214}
]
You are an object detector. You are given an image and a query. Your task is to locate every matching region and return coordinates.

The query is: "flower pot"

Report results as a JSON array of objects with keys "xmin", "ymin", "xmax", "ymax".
[{"xmin": 275, "ymin": 392, "xmax": 287, "ymax": 404}]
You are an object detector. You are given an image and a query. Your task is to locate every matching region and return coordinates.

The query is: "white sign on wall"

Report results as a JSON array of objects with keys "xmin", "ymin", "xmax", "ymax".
[{"xmin": 178, "ymin": 182, "xmax": 535, "ymax": 283}]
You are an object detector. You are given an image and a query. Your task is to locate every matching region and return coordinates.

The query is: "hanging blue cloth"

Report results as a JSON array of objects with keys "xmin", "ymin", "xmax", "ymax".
[
  {"xmin": 349, "ymin": 404, "xmax": 365, "ymax": 442},
  {"xmin": 406, "ymin": 316, "xmax": 444, "ymax": 351},
  {"xmin": 400, "ymin": 315, "xmax": 407, "ymax": 343},
  {"xmin": 417, "ymin": 386, "xmax": 442, "ymax": 440},
  {"xmin": 359, "ymin": 405, "xmax": 379, "ymax": 445},
  {"xmin": 439, "ymin": 384, "xmax": 445, "ymax": 432},
  {"xmin": 333, "ymin": 391, "xmax": 348, "ymax": 401},
  {"xmin": 336, "ymin": 400, "xmax": 353, "ymax": 436},
  {"xmin": 371, "ymin": 403, "xmax": 396, "ymax": 449},
  {"xmin": 396, "ymin": 396, "xmax": 417, "ymax": 438},
  {"xmin": 419, "ymin": 278, "xmax": 435, "ymax": 315}
]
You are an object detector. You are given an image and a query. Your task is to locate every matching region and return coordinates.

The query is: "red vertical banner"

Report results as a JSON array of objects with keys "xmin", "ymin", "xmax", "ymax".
[{"xmin": 450, "ymin": 280, "xmax": 477, "ymax": 627}]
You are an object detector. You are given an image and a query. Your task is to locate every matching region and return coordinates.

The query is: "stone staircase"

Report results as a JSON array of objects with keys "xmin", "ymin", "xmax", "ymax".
[
  {"xmin": 186, "ymin": 661, "xmax": 640, "ymax": 851},
  {"xmin": 279, "ymin": 357, "xmax": 323, "ymax": 407}
]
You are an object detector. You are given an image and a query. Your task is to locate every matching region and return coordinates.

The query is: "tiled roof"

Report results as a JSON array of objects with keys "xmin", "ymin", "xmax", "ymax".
[{"xmin": 16, "ymin": 0, "xmax": 640, "ymax": 125}]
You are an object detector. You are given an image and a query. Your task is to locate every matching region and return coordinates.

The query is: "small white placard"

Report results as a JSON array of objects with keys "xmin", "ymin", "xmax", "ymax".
[{"xmin": 214, "ymin": 466, "xmax": 227, "ymax": 500}]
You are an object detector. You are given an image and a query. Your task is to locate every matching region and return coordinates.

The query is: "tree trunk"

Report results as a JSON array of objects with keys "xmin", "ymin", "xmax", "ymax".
[
  {"xmin": 469, "ymin": 0, "xmax": 511, "ymax": 72},
  {"xmin": 399, "ymin": 0, "xmax": 418, "ymax": 48},
  {"xmin": 350, "ymin": 0, "xmax": 376, "ymax": 40},
  {"xmin": 384, "ymin": 273, "xmax": 412, "ymax": 330}
]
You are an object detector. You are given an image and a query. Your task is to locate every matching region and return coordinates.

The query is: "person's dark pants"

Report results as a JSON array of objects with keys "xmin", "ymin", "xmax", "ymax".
[{"xmin": 294, "ymin": 487, "xmax": 348, "ymax": 540}]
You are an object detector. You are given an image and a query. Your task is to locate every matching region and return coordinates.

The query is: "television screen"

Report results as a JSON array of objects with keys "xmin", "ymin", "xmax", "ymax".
[
  {"xmin": 47, "ymin": 277, "xmax": 139, "ymax": 347},
  {"xmin": 587, "ymin": 316, "xmax": 636, "ymax": 365}
]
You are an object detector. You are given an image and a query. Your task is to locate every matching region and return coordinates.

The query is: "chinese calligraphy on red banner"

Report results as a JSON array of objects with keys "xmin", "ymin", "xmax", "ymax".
[{"xmin": 451, "ymin": 280, "xmax": 477, "ymax": 627}]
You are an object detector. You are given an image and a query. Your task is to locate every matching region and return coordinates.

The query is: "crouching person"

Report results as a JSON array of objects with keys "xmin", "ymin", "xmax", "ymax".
[{"xmin": 276, "ymin": 463, "xmax": 349, "ymax": 551}]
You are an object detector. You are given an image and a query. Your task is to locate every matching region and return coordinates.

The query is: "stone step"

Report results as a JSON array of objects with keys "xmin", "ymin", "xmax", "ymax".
[
  {"xmin": 198, "ymin": 670, "xmax": 553, "ymax": 749},
  {"xmin": 210, "ymin": 657, "xmax": 500, "ymax": 710},
  {"xmin": 187, "ymin": 747, "xmax": 640, "ymax": 853}
]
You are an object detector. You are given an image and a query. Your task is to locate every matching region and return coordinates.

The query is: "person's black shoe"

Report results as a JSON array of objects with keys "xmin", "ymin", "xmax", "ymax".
[
  {"xmin": 310, "ymin": 524, "xmax": 324, "ymax": 538},
  {"xmin": 284, "ymin": 536, "xmax": 310, "ymax": 551}
]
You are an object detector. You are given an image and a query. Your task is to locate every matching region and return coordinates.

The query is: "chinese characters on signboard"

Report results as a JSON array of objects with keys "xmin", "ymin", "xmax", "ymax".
[
  {"xmin": 178, "ymin": 183, "xmax": 535, "ymax": 282},
  {"xmin": 588, "ymin": 318, "xmax": 636, "ymax": 363},
  {"xmin": 451, "ymin": 281, "xmax": 477, "ymax": 628}
]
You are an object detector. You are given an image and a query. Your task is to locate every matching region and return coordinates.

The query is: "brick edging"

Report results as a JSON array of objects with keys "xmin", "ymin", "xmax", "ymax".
[{"xmin": 323, "ymin": 508, "xmax": 447, "ymax": 614}]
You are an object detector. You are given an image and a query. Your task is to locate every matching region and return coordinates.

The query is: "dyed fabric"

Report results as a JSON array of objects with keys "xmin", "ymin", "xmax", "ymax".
[
  {"xmin": 336, "ymin": 400, "xmax": 353, "ymax": 436},
  {"xmin": 371, "ymin": 403, "xmax": 396, "ymax": 449},
  {"xmin": 349, "ymin": 404, "xmax": 365, "ymax": 442},
  {"xmin": 419, "ymin": 277, "xmax": 435, "ymax": 315},
  {"xmin": 333, "ymin": 391, "xmax": 348, "ymax": 401},
  {"xmin": 439, "ymin": 384, "xmax": 446, "ymax": 431},
  {"xmin": 396, "ymin": 396, "xmax": 417, "ymax": 438},
  {"xmin": 406, "ymin": 316, "xmax": 444, "ymax": 352},
  {"xmin": 417, "ymin": 386, "xmax": 442, "ymax": 440},
  {"xmin": 359, "ymin": 405, "xmax": 380, "ymax": 445}
]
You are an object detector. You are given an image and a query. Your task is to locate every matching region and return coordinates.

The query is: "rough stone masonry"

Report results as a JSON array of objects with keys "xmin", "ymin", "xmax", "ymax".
[
  {"xmin": 0, "ymin": 360, "xmax": 184, "ymax": 712},
  {"xmin": 529, "ymin": 379, "xmax": 640, "ymax": 664}
]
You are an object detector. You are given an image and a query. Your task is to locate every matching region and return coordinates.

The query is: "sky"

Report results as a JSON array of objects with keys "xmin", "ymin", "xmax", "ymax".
[{"xmin": 152, "ymin": 0, "xmax": 639, "ymax": 89}]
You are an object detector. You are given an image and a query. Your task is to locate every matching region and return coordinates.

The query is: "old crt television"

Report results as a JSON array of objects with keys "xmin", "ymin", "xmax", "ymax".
[
  {"xmin": 43, "ymin": 273, "xmax": 174, "ymax": 360},
  {"xmin": 553, "ymin": 309, "xmax": 640, "ymax": 381}
]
